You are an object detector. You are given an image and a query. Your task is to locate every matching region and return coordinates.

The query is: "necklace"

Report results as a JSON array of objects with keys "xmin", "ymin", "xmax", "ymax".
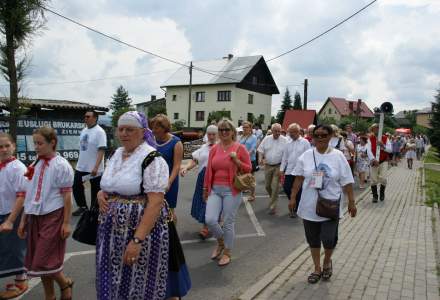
[{"xmin": 221, "ymin": 142, "xmax": 233, "ymax": 153}]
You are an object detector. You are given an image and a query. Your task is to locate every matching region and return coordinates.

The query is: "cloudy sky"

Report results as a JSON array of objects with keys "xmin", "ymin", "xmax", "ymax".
[{"xmin": 1, "ymin": 0, "xmax": 439, "ymax": 115}]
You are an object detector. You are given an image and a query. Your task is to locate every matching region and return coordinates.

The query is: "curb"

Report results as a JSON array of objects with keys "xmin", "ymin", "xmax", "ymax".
[{"xmin": 238, "ymin": 185, "xmax": 373, "ymax": 300}]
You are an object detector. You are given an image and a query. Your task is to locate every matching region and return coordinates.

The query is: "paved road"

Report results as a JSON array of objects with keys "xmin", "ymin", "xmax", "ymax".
[
  {"xmin": 2, "ymin": 167, "xmax": 365, "ymax": 300},
  {"xmin": 242, "ymin": 160, "xmax": 440, "ymax": 300}
]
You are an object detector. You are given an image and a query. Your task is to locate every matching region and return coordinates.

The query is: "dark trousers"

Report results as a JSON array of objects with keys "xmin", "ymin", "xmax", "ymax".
[
  {"xmin": 283, "ymin": 174, "xmax": 302, "ymax": 212},
  {"xmin": 72, "ymin": 170, "xmax": 101, "ymax": 209}
]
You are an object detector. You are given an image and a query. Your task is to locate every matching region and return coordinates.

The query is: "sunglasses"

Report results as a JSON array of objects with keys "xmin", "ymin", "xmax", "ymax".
[
  {"xmin": 313, "ymin": 133, "xmax": 329, "ymax": 139},
  {"xmin": 218, "ymin": 128, "xmax": 231, "ymax": 132}
]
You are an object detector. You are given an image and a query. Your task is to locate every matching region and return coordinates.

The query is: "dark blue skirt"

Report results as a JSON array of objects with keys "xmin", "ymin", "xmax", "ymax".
[
  {"xmin": 191, "ymin": 168, "xmax": 206, "ymax": 224},
  {"xmin": 0, "ymin": 213, "xmax": 26, "ymax": 278}
]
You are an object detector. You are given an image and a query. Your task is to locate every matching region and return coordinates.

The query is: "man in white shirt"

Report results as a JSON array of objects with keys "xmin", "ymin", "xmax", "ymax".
[
  {"xmin": 280, "ymin": 123, "xmax": 311, "ymax": 217},
  {"xmin": 257, "ymin": 123, "xmax": 288, "ymax": 215},
  {"xmin": 72, "ymin": 110, "xmax": 107, "ymax": 216}
]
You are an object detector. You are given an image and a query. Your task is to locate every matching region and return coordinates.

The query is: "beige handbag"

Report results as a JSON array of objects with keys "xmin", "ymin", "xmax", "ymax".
[
  {"xmin": 234, "ymin": 172, "xmax": 256, "ymax": 191},
  {"xmin": 233, "ymin": 143, "xmax": 256, "ymax": 191}
]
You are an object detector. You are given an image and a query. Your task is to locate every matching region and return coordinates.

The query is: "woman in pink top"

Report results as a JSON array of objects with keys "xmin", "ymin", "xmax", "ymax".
[{"xmin": 203, "ymin": 119, "xmax": 251, "ymax": 266}]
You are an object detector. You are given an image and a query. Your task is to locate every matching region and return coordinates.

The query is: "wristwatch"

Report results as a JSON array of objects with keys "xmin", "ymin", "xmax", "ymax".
[{"xmin": 132, "ymin": 237, "xmax": 144, "ymax": 244}]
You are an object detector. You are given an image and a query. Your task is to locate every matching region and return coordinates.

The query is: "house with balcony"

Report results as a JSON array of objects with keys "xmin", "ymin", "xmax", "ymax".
[{"xmin": 160, "ymin": 55, "xmax": 279, "ymax": 129}]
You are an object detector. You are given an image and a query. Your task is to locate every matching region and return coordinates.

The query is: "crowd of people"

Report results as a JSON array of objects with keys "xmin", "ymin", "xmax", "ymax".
[{"xmin": 0, "ymin": 109, "xmax": 429, "ymax": 299}]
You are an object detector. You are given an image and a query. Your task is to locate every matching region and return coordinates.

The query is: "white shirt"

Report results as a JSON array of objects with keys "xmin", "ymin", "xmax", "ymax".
[
  {"xmin": 257, "ymin": 135, "xmax": 288, "ymax": 165},
  {"xmin": 192, "ymin": 143, "xmax": 213, "ymax": 172},
  {"xmin": 330, "ymin": 136, "xmax": 346, "ymax": 152},
  {"xmin": 280, "ymin": 137, "xmax": 311, "ymax": 174},
  {"xmin": 0, "ymin": 159, "xmax": 28, "ymax": 215},
  {"xmin": 293, "ymin": 148, "xmax": 354, "ymax": 222},
  {"xmin": 76, "ymin": 124, "xmax": 107, "ymax": 173},
  {"xmin": 100, "ymin": 143, "xmax": 169, "ymax": 196},
  {"xmin": 24, "ymin": 156, "xmax": 74, "ymax": 216},
  {"xmin": 343, "ymin": 140, "xmax": 354, "ymax": 160}
]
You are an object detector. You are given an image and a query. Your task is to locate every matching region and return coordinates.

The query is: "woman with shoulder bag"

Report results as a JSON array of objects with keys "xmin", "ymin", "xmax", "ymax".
[
  {"xmin": 239, "ymin": 121, "xmax": 258, "ymax": 201},
  {"xmin": 288, "ymin": 124, "xmax": 357, "ymax": 284},
  {"xmin": 96, "ymin": 111, "xmax": 190, "ymax": 300},
  {"xmin": 203, "ymin": 119, "xmax": 252, "ymax": 267}
]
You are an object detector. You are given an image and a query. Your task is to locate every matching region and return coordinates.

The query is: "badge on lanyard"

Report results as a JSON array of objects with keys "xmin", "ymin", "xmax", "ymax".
[{"xmin": 309, "ymin": 171, "xmax": 324, "ymax": 189}]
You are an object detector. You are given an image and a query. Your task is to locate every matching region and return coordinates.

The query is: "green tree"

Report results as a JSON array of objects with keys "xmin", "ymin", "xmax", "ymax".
[
  {"xmin": 171, "ymin": 120, "xmax": 186, "ymax": 132},
  {"xmin": 293, "ymin": 91, "xmax": 302, "ymax": 110},
  {"xmin": 207, "ymin": 109, "xmax": 231, "ymax": 125},
  {"xmin": 429, "ymin": 87, "xmax": 440, "ymax": 151},
  {"xmin": 255, "ymin": 114, "xmax": 265, "ymax": 127},
  {"xmin": 110, "ymin": 85, "xmax": 132, "ymax": 126},
  {"xmin": 276, "ymin": 88, "xmax": 293, "ymax": 123},
  {"xmin": 0, "ymin": 0, "xmax": 49, "ymax": 140},
  {"xmin": 111, "ymin": 107, "xmax": 133, "ymax": 127},
  {"xmin": 147, "ymin": 102, "xmax": 166, "ymax": 119}
]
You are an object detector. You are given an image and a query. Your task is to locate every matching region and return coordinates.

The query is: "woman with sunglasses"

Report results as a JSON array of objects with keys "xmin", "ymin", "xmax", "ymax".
[
  {"xmin": 203, "ymin": 119, "xmax": 251, "ymax": 266},
  {"xmin": 288, "ymin": 124, "xmax": 357, "ymax": 284}
]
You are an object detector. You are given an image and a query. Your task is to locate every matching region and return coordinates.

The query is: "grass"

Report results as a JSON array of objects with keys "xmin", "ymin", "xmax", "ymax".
[
  {"xmin": 425, "ymin": 147, "xmax": 440, "ymax": 164},
  {"xmin": 425, "ymin": 168, "xmax": 440, "ymax": 206}
]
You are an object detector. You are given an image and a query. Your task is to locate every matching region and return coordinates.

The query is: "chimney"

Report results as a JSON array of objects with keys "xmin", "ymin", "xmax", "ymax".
[
  {"xmin": 223, "ymin": 54, "xmax": 234, "ymax": 60},
  {"xmin": 151, "ymin": 95, "xmax": 156, "ymax": 101}
]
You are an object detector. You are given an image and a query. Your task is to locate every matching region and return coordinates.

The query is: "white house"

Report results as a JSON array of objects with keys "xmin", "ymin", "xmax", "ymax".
[{"xmin": 160, "ymin": 55, "xmax": 279, "ymax": 129}]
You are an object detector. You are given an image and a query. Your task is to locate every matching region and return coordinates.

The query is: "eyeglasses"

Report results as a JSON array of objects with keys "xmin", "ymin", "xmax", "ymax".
[
  {"xmin": 314, "ymin": 134, "xmax": 329, "ymax": 139},
  {"xmin": 218, "ymin": 128, "xmax": 231, "ymax": 132}
]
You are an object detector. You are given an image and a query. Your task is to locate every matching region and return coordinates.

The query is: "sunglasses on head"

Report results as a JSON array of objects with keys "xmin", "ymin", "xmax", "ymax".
[
  {"xmin": 219, "ymin": 128, "xmax": 231, "ymax": 132},
  {"xmin": 313, "ymin": 133, "xmax": 329, "ymax": 139}
]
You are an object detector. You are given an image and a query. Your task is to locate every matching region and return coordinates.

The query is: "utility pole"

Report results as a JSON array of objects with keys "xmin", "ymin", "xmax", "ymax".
[
  {"xmin": 303, "ymin": 78, "xmax": 308, "ymax": 110},
  {"xmin": 187, "ymin": 61, "xmax": 193, "ymax": 128}
]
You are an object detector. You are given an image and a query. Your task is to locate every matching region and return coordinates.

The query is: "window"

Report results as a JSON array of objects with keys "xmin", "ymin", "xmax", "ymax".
[
  {"xmin": 174, "ymin": 113, "xmax": 179, "ymax": 120},
  {"xmin": 196, "ymin": 111, "xmax": 205, "ymax": 121},
  {"xmin": 195, "ymin": 92, "xmax": 205, "ymax": 102},
  {"xmin": 247, "ymin": 113, "xmax": 254, "ymax": 122},
  {"xmin": 328, "ymin": 108, "xmax": 332, "ymax": 114},
  {"xmin": 252, "ymin": 76, "xmax": 258, "ymax": 85},
  {"xmin": 217, "ymin": 91, "xmax": 231, "ymax": 101},
  {"xmin": 248, "ymin": 94, "xmax": 254, "ymax": 104},
  {"xmin": 172, "ymin": 95, "xmax": 177, "ymax": 101}
]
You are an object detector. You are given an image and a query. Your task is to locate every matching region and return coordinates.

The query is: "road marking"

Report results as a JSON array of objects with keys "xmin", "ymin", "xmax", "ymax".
[
  {"xmin": 18, "ymin": 196, "xmax": 266, "ymax": 297},
  {"xmin": 242, "ymin": 197, "xmax": 266, "ymax": 237},
  {"xmin": 254, "ymin": 194, "xmax": 286, "ymax": 198}
]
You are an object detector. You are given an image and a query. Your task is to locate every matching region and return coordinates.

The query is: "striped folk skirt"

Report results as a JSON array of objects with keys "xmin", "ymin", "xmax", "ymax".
[
  {"xmin": 0, "ymin": 214, "xmax": 26, "ymax": 278},
  {"xmin": 96, "ymin": 197, "xmax": 170, "ymax": 300},
  {"xmin": 25, "ymin": 208, "xmax": 66, "ymax": 277}
]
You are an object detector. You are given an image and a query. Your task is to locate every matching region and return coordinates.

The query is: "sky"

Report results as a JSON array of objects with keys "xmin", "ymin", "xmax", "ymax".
[{"xmin": 1, "ymin": 0, "xmax": 439, "ymax": 115}]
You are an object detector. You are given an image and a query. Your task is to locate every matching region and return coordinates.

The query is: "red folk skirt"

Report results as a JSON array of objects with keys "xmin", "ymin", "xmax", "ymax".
[{"xmin": 25, "ymin": 207, "xmax": 66, "ymax": 277}]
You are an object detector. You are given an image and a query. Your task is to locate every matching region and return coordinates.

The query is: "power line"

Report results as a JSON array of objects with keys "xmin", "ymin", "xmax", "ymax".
[
  {"xmin": 267, "ymin": 0, "xmax": 377, "ymax": 62},
  {"xmin": 193, "ymin": 0, "xmax": 378, "ymax": 72},
  {"xmin": 0, "ymin": 68, "xmax": 178, "ymax": 87}
]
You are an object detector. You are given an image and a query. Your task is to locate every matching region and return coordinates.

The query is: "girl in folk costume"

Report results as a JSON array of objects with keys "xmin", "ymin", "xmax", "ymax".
[
  {"xmin": 0, "ymin": 133, "xmax": 29, "ymax": 300},
  {"xmin": 18, "ymin": 127, "xmax": 74, "ymax": 300}
]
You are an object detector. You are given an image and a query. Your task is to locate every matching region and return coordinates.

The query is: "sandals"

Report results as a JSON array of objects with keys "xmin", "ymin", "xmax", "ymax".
[
  {"xmin": 211, "ymin": 239, "xmax": 225, "ymax": 260},
  {"xmin": 218, "ymin": 249, "xmax": 231, "ymax": 267},
  {"xmin": 247, "ymin": 195, "xmax": 256, "ymax": 202},
  {"xmin": 322, "ymin": 260, "xmax": 333, "ymax": 281},
  {"xmin": 60, "ymin": 278, "xmax": 74, "ymax": 300},
  {"xmin": 0, "ymin": 280, "xmax": 28, "ymax": 300},
  {"xmin": 307, "ymin": 272, "xmax": 322, "ymax": 284},
  {"xmin": 198, "ymin": 227, "xmax": 209, "ymax": 240}
]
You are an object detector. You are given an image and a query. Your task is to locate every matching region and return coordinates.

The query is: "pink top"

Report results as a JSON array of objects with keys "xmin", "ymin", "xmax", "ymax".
[
  {"xmin": 212, "ymin": 147, "xmax": 234, "ymax": 186},
  {"xmin": 204, "ymin": 142, "xmax": 252, "ymax": 196}
]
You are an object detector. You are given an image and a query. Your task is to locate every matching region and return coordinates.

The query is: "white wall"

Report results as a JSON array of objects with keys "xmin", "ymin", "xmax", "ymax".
[{"xmin": 165, "ymin": 84, "xmax": 272, "ymax": 129}]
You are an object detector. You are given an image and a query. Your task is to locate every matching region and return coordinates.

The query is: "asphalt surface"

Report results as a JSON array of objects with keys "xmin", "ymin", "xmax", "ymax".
[{"xmin": 1, "ymin": 167, "xmax": 365, "ymax": 300}]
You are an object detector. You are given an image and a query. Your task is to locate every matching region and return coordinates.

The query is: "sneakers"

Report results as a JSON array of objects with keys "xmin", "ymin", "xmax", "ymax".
[{"xmin": 72, "ymin": 207, "xmax": 88, "ymax": 217}]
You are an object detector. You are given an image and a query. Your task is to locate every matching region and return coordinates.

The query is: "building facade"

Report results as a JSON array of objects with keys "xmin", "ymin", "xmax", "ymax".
[
  {"xmin": 318, "ymin": 97, "xmax": 375, "ymax": 121},
  {"xmin": 161, "ymin": 55, "xmax": 279, "ymax": 129}
]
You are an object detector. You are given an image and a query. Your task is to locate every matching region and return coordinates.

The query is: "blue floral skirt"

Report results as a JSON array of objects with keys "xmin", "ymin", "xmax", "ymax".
[
  {"xmin": 96, "ymin": 199, "xmax": 170, "ymax": 300},
  {"xmin": 190, "ymin": 168, "xmax": 207, "ymax": 224}
]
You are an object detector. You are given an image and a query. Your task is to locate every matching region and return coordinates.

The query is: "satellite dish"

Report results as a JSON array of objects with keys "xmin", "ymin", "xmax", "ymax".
[{"xmin": 380, "ymin": 102, "xmax": 393, "ymax": 114}]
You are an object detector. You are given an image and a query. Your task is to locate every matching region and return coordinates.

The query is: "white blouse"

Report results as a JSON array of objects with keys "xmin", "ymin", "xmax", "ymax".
[
  {"xmin": 0, "ymin": 159, "xmax": 28, "ymax": 215},
  {"xmin": 100, "ymin": 143, "xmax": 169, "ymax": 196},
  {"xmin": 293, "ymin": 148, "xmax": 354, "ymax": 222},
  {"xmin": 24, "ymin": 156, "xmax": 74, "ymax": 216},
  {"xmin": 192, "ymin": 143, "xmax": 213, "ymax": 172}
]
